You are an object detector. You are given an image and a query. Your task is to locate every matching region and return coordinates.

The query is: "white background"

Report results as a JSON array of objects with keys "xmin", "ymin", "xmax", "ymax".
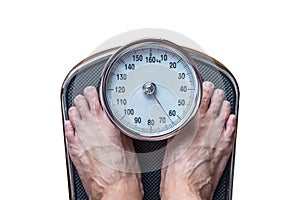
[{"xmin": 1, "ymin": 0, "xmax": 299, "ymax": 199}]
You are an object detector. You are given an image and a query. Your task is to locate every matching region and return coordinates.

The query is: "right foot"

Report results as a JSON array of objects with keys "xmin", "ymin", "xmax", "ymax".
[
  {"xmin": 161, "ymin": 82, "xmax": 236, "ymax": 200},
  {"xmin": 64, "ymin": 86, "xmax": 143, "ymax": 200}
]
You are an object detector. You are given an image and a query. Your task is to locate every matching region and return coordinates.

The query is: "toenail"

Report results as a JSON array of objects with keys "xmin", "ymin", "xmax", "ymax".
[
  {"xmin": 224, "ymin": 100, "xmax": 230, "ymax": 105},
  {"xmin": 74, "ymin": 95, "xmax": 85, "ymax": 103},
  {"xmin": 204, "ymin": 81, "xmax": 214, "ymax": 88},
  {"xmin": 84, "ymin": 86, "xmax": 96, "ymax": 95},
  {"xmin": 85, "ymin": 87, "xmax": 93, "ymax": 92},
  {"xmin": 68, "ymin": 107, "xmax": 77, "ymax": 116},
  {"xmin": 215, "ymin": 89, "xmax": 224, "ymax": 96}
]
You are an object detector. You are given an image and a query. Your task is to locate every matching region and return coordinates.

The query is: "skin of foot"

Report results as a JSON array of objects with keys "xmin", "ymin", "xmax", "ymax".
[
  {"xmin": 64, "ymin": 86, "xmax": 143, "ymax": 200},
  {"xmin": 160, "ymin": 81, "xmax": 237, "ymax": 200}
]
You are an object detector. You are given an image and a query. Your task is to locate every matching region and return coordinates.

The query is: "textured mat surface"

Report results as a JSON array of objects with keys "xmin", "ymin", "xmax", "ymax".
[{"xmin": 62, "ymin": 50, "xmax": 238, "ymax": 200}]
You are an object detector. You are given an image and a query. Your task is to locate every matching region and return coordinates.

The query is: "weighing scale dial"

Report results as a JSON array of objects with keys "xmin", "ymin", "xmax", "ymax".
[{"xmin": 100, "ymin": 39, "xmax": 202, "ymax": 140}]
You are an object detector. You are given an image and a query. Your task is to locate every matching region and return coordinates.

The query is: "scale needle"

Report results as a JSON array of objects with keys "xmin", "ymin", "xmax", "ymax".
[{"xmin": 153, "ymin": 93, "xmax": 174, "ymax": 124}]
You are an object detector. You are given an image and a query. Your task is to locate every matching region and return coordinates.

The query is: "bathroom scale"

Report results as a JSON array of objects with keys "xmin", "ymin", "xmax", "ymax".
[{"xmin": 61, "ymin": 29, "xmax": 239, "ymax": 200}]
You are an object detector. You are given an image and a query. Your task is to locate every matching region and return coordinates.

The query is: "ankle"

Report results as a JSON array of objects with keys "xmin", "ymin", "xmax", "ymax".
[
  {"xmin": 102, "ymin": 175, "xmax": 143, "ymax": 200},
  {"xmin": 161, "ymin": 176, "xmax": 200, "ymax": 200}
]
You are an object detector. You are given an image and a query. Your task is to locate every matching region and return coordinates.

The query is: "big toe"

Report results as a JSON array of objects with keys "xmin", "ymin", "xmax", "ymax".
[{"xmin": 84, "ymin": 86, "xmax": 102, "ymax": 116}]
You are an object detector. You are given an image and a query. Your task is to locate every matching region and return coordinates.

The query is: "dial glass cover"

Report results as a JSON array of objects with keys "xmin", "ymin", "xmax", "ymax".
[{"xmin": 100, "ymin": 39, "xmax": 201, "ymax": 140}]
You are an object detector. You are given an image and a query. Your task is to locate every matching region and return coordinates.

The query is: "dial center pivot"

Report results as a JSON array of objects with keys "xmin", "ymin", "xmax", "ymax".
[{"xmin": 143, "ymin": 82, "xmax": 156, "ymax": 95}]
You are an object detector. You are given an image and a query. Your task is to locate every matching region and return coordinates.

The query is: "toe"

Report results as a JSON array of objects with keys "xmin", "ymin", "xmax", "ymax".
[
  {"xmin": 215, "ymin": 115, "xmax": 236, "ymax": 156},
  {"xmin": 64, "ymin": 120, "xmax": 76, "ymax": 143},
  {"xmin": 64, "ymin": 120, "xmax": 85, "ymax": 158},
  {"xmin": 68, "ymin": 106, "xmax": 81, "ymax": 128},
  {"xmin": 84, "ymin": 86, "xmax": 102, "ymax": 116},
  {"xmin": 74, "ymin": 95, "xmax": 90, "ymax": 119},
  {"xmin": 219, "ymin": 100, "xmax": 231, "ymax": 123},
  {"xmin": 224, "ymin": 114, "xmax": 236, "ymax": 139},
  {"xmin": 199, "ymin": 82, "xmax": 215, "ymax": 113},
  {"xmin": 208, "ymin": 89, "xmax": 225, "ymax": 119}
]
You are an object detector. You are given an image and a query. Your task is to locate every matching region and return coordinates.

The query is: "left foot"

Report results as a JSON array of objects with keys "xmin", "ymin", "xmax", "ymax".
[{"xmin": 64, "ymin": 86, "xmax": 143, "ymax": 199}]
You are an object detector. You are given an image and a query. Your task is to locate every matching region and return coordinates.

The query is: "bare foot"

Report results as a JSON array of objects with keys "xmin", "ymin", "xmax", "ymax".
[
  {"xmin": 161, "ymin": 82, "xmax": 236, "ymax": 200},
  {"xmin": 64, "ymin": 86, "xmax": 143, "ymax": 200}
]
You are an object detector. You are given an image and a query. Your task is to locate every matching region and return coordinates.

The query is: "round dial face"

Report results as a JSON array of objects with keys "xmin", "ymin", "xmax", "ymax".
[{"xmin": 100, "ymin": 39, "xmax": 201, "ymax": 140}]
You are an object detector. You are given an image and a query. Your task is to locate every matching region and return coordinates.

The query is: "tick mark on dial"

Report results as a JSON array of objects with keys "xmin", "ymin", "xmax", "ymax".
[
  {"xmin": 177, "ymin": 58, "xmax": 182, "ymax": 63},
  {"xmin": 120, "ymin": 115, "xmax": 126, "ymax": 120}
]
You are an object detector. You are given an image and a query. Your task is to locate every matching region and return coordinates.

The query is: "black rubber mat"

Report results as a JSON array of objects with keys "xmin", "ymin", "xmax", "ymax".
[{"xmin": 62, "ymin": 49, "xmax": 238, "ymax": 200}]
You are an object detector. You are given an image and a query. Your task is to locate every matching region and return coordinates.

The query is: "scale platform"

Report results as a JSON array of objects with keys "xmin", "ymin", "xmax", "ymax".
[{"xmin": 61, "ymin": 44, "xmax": 239, "ymax": 200}]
